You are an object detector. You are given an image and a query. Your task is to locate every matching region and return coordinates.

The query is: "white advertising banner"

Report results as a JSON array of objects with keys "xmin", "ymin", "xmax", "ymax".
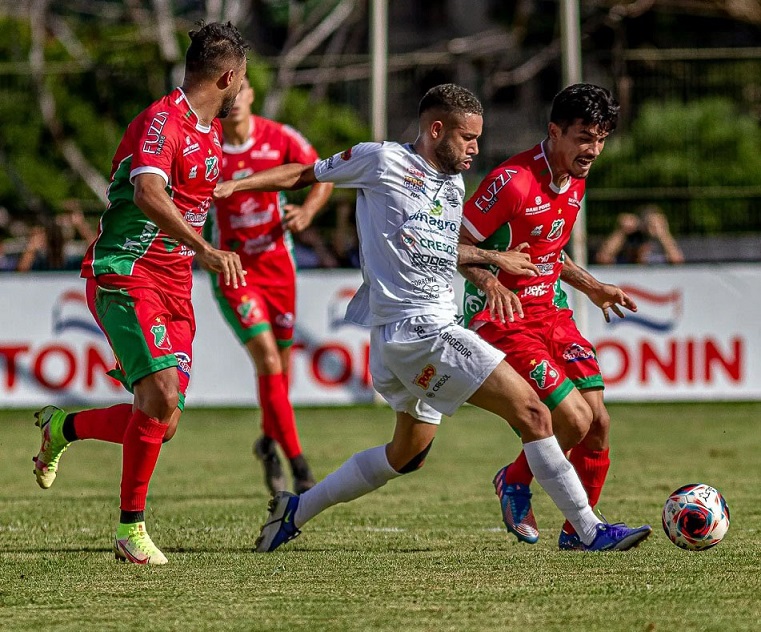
[{"xmin": 0, "ymin": 265, "xmax": 759, "ymax": 407}]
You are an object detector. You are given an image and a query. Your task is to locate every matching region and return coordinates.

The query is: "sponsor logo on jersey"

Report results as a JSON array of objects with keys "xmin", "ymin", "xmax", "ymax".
[
  {"xmin": 407, "ymin": 209, "xmax": 458, "ymax": 233},
  {"xmin": 183, "ymin": 210, "xmax": 207, "ymax": 227},
  {"xmin": 414, "ymin": 364, "xmax": 437, "ymax": 389},
  {"xmin": 443, "ymin": 181, "xmax": 460, "ymax": 208},
  {"xmin": 419, "ymin": 237, "xmax": 457, "ymax": 256},
  {"xmin": 242, "ymin": 235, "xmax": 276, "ymax": 255},
  {"xmin": 525, "ymin": 199, "xmax": 552, "ymax": 215},
  {"xmin": 142, "ymin": 112, "xmax": 168, "ymax": 155},
  {"xmin": 464, "ymin": 291, "xmax": 486, "ymax": 317},
  {"xmin": 410, "ymin": 252, "xmax": 454, "ymax": 271},
  {"xmin": 407, "ymin": 166, "xmax": 426, "ymax": 179},
  {"xmin": 183, "ymin": 142, "xmax": 201, "ymax": 157},
  {"xmin": 429, "ymin": 200, "xmax": 444, "ymax": 216},
  {"xmin": 403, "ymin": 175, "xmax": 426, "ymax": 193},
  {"xmin": 440, "ymin": 331, "xmax": 473, "ymax": 358},
  {"xmin": 529, "ymin": 359, "xmax": 561, "ymax": 390},
  {"xmin": 521, "ymin": 283, "xmax": 550, "ymax": 298},
  {"xmin": 537, "ymin": 252, "xmax": 555, "ymax": 263},
  {"xmin": 325, "ymin": 156, "xmax": 335, "ymax": 170},
  {"xmin": 340, "ymin": 147, "xmax": 353, "ymax": 161},
  {"xmin": 413, "ymin": 325, "xmax": 428, "ymax": 338},
  {"xmin": 568, "ymin": 191, "xmax": 581, "ymax": 208},
  {"xmin": 430, "ymin": 373, "xmax": 451, "ymax": 395},
  {"xmin": 546, "ymin": 218, "xmax": 565, "ymax": 241},
  {"xmin": 188, "ymin": 165, "xmax": 198, "ymax": 179},
  {"xmin": 530, "ymin": 225, "xmax": 543, "ymax": 236},
  {"xmin": 563, "ymin": 343, "xmax": 595, "ymax": 363},
  {"xmin": 232, "ymin": 168, "xmax": 254, "ymax": 180},
  {"xmin": 121, "ymin": 238, "xmax": 142, "ymax": 253},
  {"xmin": 150, "ymin": 320, "xmax": 172, "ymax": 351},
  {"xmin": 204, "ymin": 155, "xmax": 220, "ymax": 181},
  {"xmin": 250, "ymin": 143, "xmax": 281, "ymax": 160},
  {"xmin": 473, "ymin": 168, "xmax": 516, "ymax": 214},
  {"xmin": 174, "ymin": 351, "xmax": 192, "ymax": 377},
  {"xmin": 536, "ymin": 263, "xmax": 554, "ymax": 276},
  {"xmin": 412, "ymin": 277, "xmax": 441, "ymax": 299}
]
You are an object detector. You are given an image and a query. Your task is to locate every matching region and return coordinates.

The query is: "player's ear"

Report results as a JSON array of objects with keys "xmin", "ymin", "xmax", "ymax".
[
  {"xmin": 548, "ymin": 121, "xmax": 562, "ymax": 141},
  {"xmin": 430, "ymin": 120, "xmax": 444, "ymax": 139}
]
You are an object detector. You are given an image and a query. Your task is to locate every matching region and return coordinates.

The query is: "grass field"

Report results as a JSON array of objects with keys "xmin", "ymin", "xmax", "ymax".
[{"xmin": 1, "ymin": 402, "xmax": 760, "ymax": 631}]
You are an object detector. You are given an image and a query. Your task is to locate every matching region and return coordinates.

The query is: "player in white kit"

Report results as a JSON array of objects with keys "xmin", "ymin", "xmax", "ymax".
[{"xmin": 213, "ymin": 84, "xmax": 651, "ymax": 553}]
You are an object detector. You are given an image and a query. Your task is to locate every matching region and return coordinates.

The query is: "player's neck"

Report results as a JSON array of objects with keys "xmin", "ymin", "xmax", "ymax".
[
  {"xmin": 181, "ymin": 84, "xmax": 221, "ymax": 128},
  {"xmin": 412, "ymin": 137, "xmax": 442, "ymax": 173},
  {"xmin": 543, "ymin": 138, "xmax": 571, "ymax": 190},
  {"xmin": 222, "ymin": 116, "xmax": 252, "ymax": 146}
]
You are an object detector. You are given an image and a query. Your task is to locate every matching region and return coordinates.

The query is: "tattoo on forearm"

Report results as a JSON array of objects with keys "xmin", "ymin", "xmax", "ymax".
[{"xmin": 459, "ymin": 264, "xmax": 496, "ymax": 292}]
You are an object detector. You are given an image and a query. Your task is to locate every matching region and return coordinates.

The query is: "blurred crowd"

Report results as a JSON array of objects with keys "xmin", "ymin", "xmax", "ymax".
[{"xmin": 0, "ymin": 198, "xmax": 361, "ymax": 273}]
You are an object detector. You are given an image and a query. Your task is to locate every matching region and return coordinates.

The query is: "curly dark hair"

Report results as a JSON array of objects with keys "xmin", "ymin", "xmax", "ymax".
[
  {"xmin": 550, "ymin": 83, "xmax": 620, "ymax": 133},
  {"xmin": 185, "ymin": 21, "xmax": 249, "ymax": 80},
  {"xmin": 418, "ymin": 83, "xmax": 483, "ymax": 118}
]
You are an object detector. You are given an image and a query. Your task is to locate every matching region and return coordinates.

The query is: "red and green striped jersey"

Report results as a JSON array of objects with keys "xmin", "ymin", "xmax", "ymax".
[{"xmin": 82, "ymin": 88, "xmax": 223, "ymax": 296}]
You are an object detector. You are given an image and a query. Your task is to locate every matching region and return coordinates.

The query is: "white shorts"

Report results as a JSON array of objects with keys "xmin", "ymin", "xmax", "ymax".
[{"xmin": 370, "ymin": 315, "xmax": 505, "ymax": 424}]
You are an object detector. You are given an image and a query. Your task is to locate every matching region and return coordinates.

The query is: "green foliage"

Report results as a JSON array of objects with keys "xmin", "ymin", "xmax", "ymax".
[{"xmin": 590, "ymin": 98, "xmax": 761, "ymax": 234}]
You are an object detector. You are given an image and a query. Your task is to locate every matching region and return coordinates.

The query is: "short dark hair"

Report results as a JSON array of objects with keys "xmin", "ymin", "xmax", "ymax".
[
  {"xmin": 185, "ymin": 21, "xmax": 249, "ymax": 80},
  {"xmin": 550, "ymin": 83, "xmax": 619, "ymax": 134},
  {"xmin": 418, "ymin": 83, "xmax": 483, "ymax": 118}
]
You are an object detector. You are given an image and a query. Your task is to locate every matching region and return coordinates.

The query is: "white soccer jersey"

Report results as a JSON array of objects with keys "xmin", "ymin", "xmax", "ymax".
[{"xmin": 314, "ymin": 142, "xmax": 465, "ymax": 326}]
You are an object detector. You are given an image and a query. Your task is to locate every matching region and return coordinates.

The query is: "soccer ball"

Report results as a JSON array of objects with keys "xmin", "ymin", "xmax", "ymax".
[{"xmin": 662, "ymin": 483, "xmax": 730, "ymax": 551}]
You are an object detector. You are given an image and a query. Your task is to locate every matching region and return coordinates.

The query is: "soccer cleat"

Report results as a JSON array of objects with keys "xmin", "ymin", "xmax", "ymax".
[
  {"xmin": 493, "ymin": 467, "xmax": 539, "ymax": 544},
  {"xmin": 113, "ymin": 522, "xmax": 168, "ymax": 565},
  {"xmin": 558, "ymin": 527, "xmax": 584, "ymax": 551},
  {"xmin": 253, "ymin": 436, "xmax": 287, "ymax": 496},
  {"xmin": 254, "ymin": 491, "xmax": 301, "ymax": 553},
  {"xmin": 32, "ymin": 406, "xmax": 70, "ymax": 489},
  {"xmin": 583, "ymin": 522, "xmax": 652, "ymax": 552}
]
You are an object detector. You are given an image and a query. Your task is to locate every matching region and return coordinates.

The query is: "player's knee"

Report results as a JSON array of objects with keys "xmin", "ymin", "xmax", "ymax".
[
  {"xmin": 561, "ymin": 403, "xmax": 594, "ymax": 446},
  {"xmin": 397, "ymin": 440, "xmax": 434, "ymax": 474},
  {"xmin": 583, "ymin": 406, "xmax": 610, "ymax": 449},
  {"xmin": 515, "ymin": 398, "xmax": 552, "ymax": 440}
]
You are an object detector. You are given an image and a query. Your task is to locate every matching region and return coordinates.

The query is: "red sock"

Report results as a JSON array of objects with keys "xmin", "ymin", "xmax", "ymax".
[
  {"xmin": 120, "ymin": 410, "xmax": 167, "ymax": 512},
  {"xmin": 504, "ymin": 449, "xmax": 534, "ymax": 486},
  {"xmin": 563, "ymin": 445, "xmax": 611, "ymax": 533},
  {"xmin": 258, "ymin": 373, "xmax": 302, "ymax": 459},
  {"xmin": 73, "ymin": 404, "xmax": 133, "ymax": 444}
]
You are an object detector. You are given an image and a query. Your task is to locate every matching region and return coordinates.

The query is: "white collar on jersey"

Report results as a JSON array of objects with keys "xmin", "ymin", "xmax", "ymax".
[{"xmin": 538, "ymin": 139, "xmax": 572, "ymax": 195}]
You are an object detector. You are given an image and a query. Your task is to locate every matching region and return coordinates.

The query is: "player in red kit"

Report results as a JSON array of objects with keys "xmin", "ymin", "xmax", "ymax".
[
  {"xmin": 209, "ymin": 75, "xmax": 333, "ymax": 495},
  {"xmin": 31, "ymin": 22, "xmax": 249, "ymax": 564},
  {"xmin": 460, "ymin": 84, "xmax": 638, "ymax": 550}
]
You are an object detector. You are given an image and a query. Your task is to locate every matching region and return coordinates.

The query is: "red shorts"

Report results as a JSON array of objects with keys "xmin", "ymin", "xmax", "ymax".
[
  {"xmin": 86, "ymin": 274, "xmax": 195, "ymax": 408},
  {"xmin": 474, "ymin": 306, "xmax": 603, "ymax": 410},
  {"xmin": 212, "ymin": 271, "xmax": 296, "ymax": 347}
]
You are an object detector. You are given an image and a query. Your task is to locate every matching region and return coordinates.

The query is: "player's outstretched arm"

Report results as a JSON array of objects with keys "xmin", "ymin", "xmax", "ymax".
[
  {"xmin": 561, "ymin": 252, "xmax": 637, "ymax": 322},
  {"xmin": 134, "ymin": 173, "xmax": 246, "ymax": 288},
  {"xmin": 283, "ymin": 182, "xmax": 335, "ymax": 233},
  {"xmin": 214, "ymin": 163, "xmax": 318, "ymax": 199}
]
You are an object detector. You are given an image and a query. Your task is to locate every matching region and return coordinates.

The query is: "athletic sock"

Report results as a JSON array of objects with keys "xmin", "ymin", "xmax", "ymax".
[
  {"xmin": 503, "ymin": 449, "xmax": 534, "ymax": 486},
  {"xmin": 120, "ymin": 410, "xmax": 167, "ymax": 513},
  {"xmin": 563, "ymin": 445, "xmax": 611, "ymax": 534},
  {"xmin": 70, "ymin": 404, "xmax": 133, "ymax": 444},
  {"xmin": 258, "ymin": 373, "xmax": 302, "ymax": 459},
  {"xmin": 290, "ymin": 454, "xmax": 313, "ymax": 481},
  {"xmin": 294, "ymin": 445, "xmax": 400, "ymax": 527},
  {"xmin": 523, "ymin": 436, "xmax": 601, "ymax": 545}
]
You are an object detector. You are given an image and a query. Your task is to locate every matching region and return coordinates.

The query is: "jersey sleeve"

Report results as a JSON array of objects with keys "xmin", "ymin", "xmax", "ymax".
[
  {"xmin": 129, "ymin": 109, "xmax": 182, "ymax": 185},
  {"xmin": 281, "ymin": 124, "xmax": 319, "ymax": 165},
  {"xmin": 313, "ymin": 141, "xmax": 385, "ymax": 189},
  {"xmin": 461, "ymin": 165, "xmax": 524, "ymax": 242}
]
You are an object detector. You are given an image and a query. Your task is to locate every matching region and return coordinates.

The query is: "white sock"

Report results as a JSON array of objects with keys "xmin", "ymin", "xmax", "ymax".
[
  {"xmin": 523, "ymin": 436, "xmax": 602, "ymax": 544},
  {"xmin": 294, "ymin": 445, "xmax": 400, "ymax": 528}
]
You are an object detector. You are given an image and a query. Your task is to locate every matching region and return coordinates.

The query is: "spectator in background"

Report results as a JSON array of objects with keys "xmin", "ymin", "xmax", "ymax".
[
  {"xmin": 595, "ymin": 204, "xmax": 684, "ymax": 265},
  {"xmin": 291, "ymin": 225, "xmax": 340, "ymax": 269},
  {"xmin": 16, "ymin": 205, "xmax": 97, "ymax": 272},
  {"xmin": 331, "ymin": 197, "xmax": 360, "ymax": 268}
]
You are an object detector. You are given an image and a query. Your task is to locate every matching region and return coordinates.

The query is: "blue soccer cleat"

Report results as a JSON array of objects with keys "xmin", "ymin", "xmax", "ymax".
[
  {"xmin": 254, "ymin": 491, "xmax": 301, "ymax": 553},
  {"xmin": 583, "ymin": 522, "xmax": 652, "ymax": 552},
  {"xmin": 558, "ymin": 527, "xmax": 584, "ymax": 551},
  {"xmin": 493, "ymin": 467, "xmax": 539, "ymax": 544}
]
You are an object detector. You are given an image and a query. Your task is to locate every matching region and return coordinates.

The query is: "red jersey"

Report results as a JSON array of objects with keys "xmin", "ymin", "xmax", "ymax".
[
  {"xmin": 82, "ymin": 88, "xmax": 223, "ymax": 297},
  {"xmin": 461, "ymin": 141, "xmax": 585, "ymax": 325},
  {"xmin": 210, "ymin": 115, "xmax": 319, "ymax": 286}
]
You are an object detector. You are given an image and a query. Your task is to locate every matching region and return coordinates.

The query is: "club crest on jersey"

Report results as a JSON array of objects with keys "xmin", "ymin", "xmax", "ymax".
[
  {"xmin": 341, "ymin": 147, "xmax": 353, "ymax": 161},
  {"xmin": 204, "ymin": 155, "xmax": 220, "ymax": 181},
  {"xmin": 529, "ymin": 359, "xmax": 560, "ymax": 390},
  {"xmin": 429, "ymin": 200, "xmax": 444, "ymax": 216},
  {"xmin": 150, "ymin": 321, "xmax": 172, "ymax": 351},
  {"xmin": 237, "ymin": 298, "xmax": 263, "ymax": 326},
  {"xmin": 414, "ymin": 364, "xmax": 437, "ymax": 389},
  {"xmin": 546, "ymin": 218, "xmax": 565, "ymax": 241}
]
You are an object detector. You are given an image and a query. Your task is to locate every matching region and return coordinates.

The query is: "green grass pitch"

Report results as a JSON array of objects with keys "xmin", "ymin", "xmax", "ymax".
[{"xmin": 1, "ymin": 402, "xmax": 760, "ymax": 631}]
